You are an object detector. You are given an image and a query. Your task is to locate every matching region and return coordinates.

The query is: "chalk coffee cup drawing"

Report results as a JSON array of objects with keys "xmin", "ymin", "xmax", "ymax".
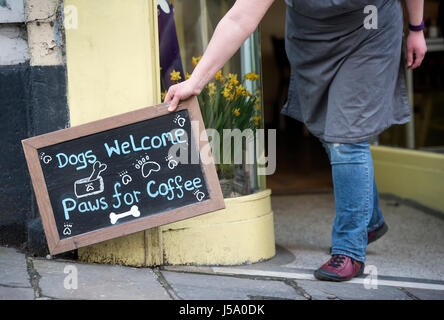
[{"xmin": 74, "ymin": 161, "xmax": 107, "ymax": 198}]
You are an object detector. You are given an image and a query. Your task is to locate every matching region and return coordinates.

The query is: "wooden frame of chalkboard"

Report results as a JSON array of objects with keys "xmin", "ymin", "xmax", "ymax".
[{"xmin": 22, "ymin": 97, "xmax": 225, "ymax": 255}]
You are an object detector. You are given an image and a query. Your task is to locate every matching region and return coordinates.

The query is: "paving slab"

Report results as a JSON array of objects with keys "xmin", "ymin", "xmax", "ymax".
[
  {"xmin": 403, "ymin": 288, "xmax": 444, "ymax": 300},
  {"xmin": 0, "ymin": 286, "xmax": 35, "ymax": 300},
  {"xmin": 294, "ymin": 279, "xmax": 412, "ymax": 300},
  {"xmin": 0, "ymin": 246, "xmax": 34, "ymax": 300},
  {"xmin": 160, "ymin": 270, "xmax": 306, "ymax": 300},
  {"xmin": 32, "ymin": 259, "xmax": 171, "ymax": 300},
  {"xmin": 0, "ymin": 246, "xmax": 31, "ymax": 288}
]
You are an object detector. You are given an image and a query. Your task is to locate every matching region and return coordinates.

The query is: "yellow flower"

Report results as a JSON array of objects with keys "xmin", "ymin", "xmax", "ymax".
[
  {"xmin": 233, "ymin": 108, "xmax": 240, "ymax": 117},
  {"xmin": 253, "ymin": 115, "xmax": 261, "ymax": 122},
  {"xmin": 228, "ymin": 73, "xmax": 239, "ymax": 86},
  {"xmin": 222, "ymin": 83, "xmax": 235, "ymax": 100},
  {"xmin": 170, "ymin": 70, "xmax": 181, "ymax": 81},
  {"xmin": 208, "ymin": 82, "xmax": 216, "ymax": 95},
  {"xmin": 215, "ymin": 70, "xmax": 224, "ymax": 81},
  {"xmin": 254, "ymin": 104, "xmax": 261, "ymax": 111},
  {"xmin": 185, "ymin": 72, "xmax": 191, "ymax": 80},
  {"xmin": 235, "ymin": 84, "xmax": 246, "ymax": 96},
  {"xmin": 192, "ymin": 56, "xmax": 201, "ymax": 66},
  {"xmin": 161, "ymin": 90, "xmax": 167, "ymax": 101},
  {"xmin": 223, "ymin": 87, "xmax": 230, "ymax": 98},
  {"xmin": 245, "ymin": 72, "xmax": 260, "ymax": 81}
]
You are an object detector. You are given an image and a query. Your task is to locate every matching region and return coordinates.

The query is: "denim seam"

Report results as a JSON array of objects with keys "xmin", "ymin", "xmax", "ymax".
[{"xmin": 363, "ymin": 151, "xmax": 371, "ymax": 251}]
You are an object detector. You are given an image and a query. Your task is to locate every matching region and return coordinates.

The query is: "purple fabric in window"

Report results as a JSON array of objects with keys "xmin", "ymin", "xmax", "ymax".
[{"xmin": 158, "ymin": 3, "xmax": 184, "ymax": 90}]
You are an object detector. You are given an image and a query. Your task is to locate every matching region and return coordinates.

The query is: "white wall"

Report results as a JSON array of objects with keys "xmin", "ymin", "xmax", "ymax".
[
  {"xmin": 0, "ymin": 25, "xmax": 28, "ymax": 65},
  {"xmin": 0, "ymin": 0, "xmax": 25, "ymax": 23},
  {"xmin": 0, "ymin": 0, "xmax": 28, "ymax": 65}
]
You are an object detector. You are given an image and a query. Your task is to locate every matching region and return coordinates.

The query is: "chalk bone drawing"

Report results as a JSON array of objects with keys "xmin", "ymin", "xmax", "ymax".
[
  {"xmin": 109, "ymin": 205, "xmax": 141, "ymax": 225},
  {"xmin": 74, "ymin": 161, "xmax": 107, "ymax": 198}
]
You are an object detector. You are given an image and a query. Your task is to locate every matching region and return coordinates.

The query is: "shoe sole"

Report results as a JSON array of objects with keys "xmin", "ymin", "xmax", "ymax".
[
  {"xmin": 314, "ymin": 263, "xmax": 365, "ymax": 282},
  {"xmin": 328, "ymin": 223, "xmax": 389, "ymax": 254}
]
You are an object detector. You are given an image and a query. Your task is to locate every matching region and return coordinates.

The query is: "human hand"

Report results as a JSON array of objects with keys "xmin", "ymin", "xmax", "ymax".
[
  {"xmin": 406, "ymin": 30, "xmax": 427, "ymax": 69},
  {"xmin": 164, "ymin": 78, "xmax": 202, "ymax": 112}
]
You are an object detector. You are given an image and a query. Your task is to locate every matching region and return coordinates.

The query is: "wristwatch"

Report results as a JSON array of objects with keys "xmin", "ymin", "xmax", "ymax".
[{"xmin": 409, "ymin": 20, "xmax": 425, "ymax": 32}]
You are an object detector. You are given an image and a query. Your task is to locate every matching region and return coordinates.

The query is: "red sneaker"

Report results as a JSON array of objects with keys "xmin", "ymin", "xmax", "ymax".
[{"xmin": 314, "ymin": 254, "xmax": 364, "ymax": 282}]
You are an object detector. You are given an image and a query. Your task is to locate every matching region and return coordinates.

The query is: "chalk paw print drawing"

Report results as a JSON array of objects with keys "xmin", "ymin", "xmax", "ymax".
[
  {"xmin": 133, "ymin": 154, "xmax": 161, "ymax": 178},
  {"xmin": 119, "ymin": 170, "xmax": 132, "ymax": 185},
  {"xmin": 63, "ymin": 222, "xmax": 73, "ymax": 236},
  {"xmin": 39, "ymin": 152, "xmax": 52, "ymax": 164},
  {"xmin": 193, "ymin": 189, "xmax": 206, "ymax": 202},
  {"xmin": 74, "ymin": 161, "xmax": 107, "ymax": 198},
  {"xmin": 165, "ymin": 154, "xmax": 178, "ymax": 170},
  {"xmin": 173, "ymin": 114, "xmax": 186, "ymax": 127}
]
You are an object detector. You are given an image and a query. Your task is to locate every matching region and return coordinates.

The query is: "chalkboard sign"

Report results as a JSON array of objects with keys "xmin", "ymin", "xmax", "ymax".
[{"xmin": 22, "ymin": 97, "xmax": 225, "ymax": 255}]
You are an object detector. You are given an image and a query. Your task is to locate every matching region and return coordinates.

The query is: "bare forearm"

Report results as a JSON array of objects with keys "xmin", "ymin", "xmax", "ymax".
[
  {"xmin": 189, "ymin": 0, "xmax": 274, "ymax": 93},
  {"xmin": 404, "ymin": 0, "xmax": 424, "ymax": 25},
  {"xmin": 189, "ymin": 15, "xmax": 252, "ymax": 92}
]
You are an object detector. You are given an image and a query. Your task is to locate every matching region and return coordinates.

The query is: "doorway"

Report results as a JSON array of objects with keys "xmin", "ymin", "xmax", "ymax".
[{"xmin": 260, "ymin": 1, "xmax": 333, "ymax": 195}]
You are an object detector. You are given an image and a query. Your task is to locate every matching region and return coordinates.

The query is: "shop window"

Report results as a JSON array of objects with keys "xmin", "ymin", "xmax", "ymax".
[
  {"xmin": 157, "ymin": 0, "xmax": 266, "ymax": 198},
  {"xmin": 378, "ymin": 0, "xmax": 444, "ymax": 153}
]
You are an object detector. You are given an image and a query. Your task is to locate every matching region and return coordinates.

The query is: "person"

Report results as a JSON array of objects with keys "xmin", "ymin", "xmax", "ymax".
[{"xmin": 164, "ymin": 0, "xmax": 427, "ymax": 282}]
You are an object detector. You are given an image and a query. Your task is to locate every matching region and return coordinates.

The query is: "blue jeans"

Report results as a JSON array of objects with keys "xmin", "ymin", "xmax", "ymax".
[{"xmin": 320, "ymin": 140, "xmax": 385, "ymax": 263}]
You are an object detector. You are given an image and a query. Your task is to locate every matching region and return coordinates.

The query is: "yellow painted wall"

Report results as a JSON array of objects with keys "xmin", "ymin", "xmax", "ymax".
[
  {"xmin": 372, "ymin": 145, "xmax": 444, "ymax": 213},
  {"xmin": 64, "ymin": 0, "xmax": 160, "ymax": 126},
  {"xmin": 64, "ymin": 0, "xmax": 161, "ymax": 265}
]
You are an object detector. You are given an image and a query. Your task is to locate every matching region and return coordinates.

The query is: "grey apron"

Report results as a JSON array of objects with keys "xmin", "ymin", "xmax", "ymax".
[{"xmin": 281, "ymin": 0, "xmax": 410, "ymax": 143}]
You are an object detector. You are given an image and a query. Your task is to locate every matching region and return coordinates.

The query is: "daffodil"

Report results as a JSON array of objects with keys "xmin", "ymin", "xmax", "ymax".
[
  {"xmin": 223, "ymin": 86, "xmax": 231, "ymax": 98},
  {"xmin": 254, "ymin": 104, "xmax": 261, "ymax": 111},
  {"xmin": 192, "ymin": 56, "xmax": 201, "ymax": 66},
  {"xmin": 161, "ymin": 90, "xmax": 167, "ymax": 101},
  {"xmin": 215, "ymin": 70, "xmax": 224, "ymax": 81},
  {"xmin": 233, "ymin": 108, "xmax": 240, "ymax": 117},
  {"xmin": 208, "ymin": 82, "xmax": 216, "ymax": 95},
  {"xmin": 185, "ymin": 72, "xmax": 191, "ymax": 80},
  {"xmin": 223, "ymin": 86, "xmax": 234, "ymax": 101},
  {"xmin": 245, "ymin": 72, "xmax": 260, "ymax": 81},
  {"xmin": 170, "ymin": 70, "xmax": 182, "ymax": 81},
  {"xmin": 235, "ymin": 84, "xmax": 246, "ymax": 96},
  {"xmin": 228, "ymin": 73, "xmax": 239, "ymax": 86}
]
